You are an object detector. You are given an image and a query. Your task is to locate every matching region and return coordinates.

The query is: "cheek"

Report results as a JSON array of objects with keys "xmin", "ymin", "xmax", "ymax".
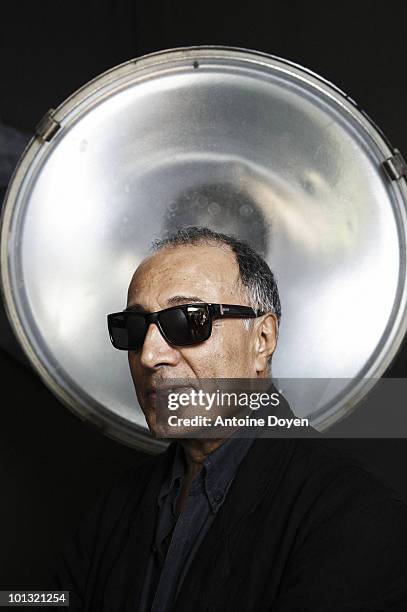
[
  {"xmin": 127, "ymin": 353, "xmax": 154, "ymax": 419},
  {"xmin": 128, "ymin": 352, "xmax": 142, "ymax": 385},
  {"xmin": 225, "ymin": 327, "xmax": 253, "ymax": 373},
  {"xmin": 190, "ymin": 323, "xmax": 253, "ymax": 377},
  {"xmin": 127, "ymin": 351, "xmax": 136, "ymax": 375}
]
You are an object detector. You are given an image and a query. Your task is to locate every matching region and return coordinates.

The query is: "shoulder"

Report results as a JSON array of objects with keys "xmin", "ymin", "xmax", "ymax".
[
  {"xmin": 288, "ymin": 436, "xmax": 406, "ymax": 504},
  {"xmin": 296, "ymin": 437, "xmax": 402, "ymax": 490},
  {"xmin": 65, "ymin": 443, "xmax": 174, "ymax": 542},
  {"xmin": 283, "ymin": 438, "xmax": 407, "ymax": 543},
  {"xmin": 270, "ymin": 440, "xmax": 407, "ymax": 608},
  {"xmin": 49, "ymin": 445, "xmax": 173, "ymax": 594},
  {"xmin": 61, "ymin": 444, "xmax": 174, "ymax": 548},
  {"xmin": 98, "ymin": 443, "xmax": 174, "ymax": 512}
]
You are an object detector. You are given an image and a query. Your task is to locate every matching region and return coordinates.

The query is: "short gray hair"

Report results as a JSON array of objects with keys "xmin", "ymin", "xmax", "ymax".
[{"xmin": 152, "ymin": 226, "xmax": 281, "ymax": 327}]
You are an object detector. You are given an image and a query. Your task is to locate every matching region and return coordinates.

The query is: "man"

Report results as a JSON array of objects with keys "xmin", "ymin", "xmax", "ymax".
[{"xmin": 53, "ymin": 226, "xmax": 407, "ymax": 611}]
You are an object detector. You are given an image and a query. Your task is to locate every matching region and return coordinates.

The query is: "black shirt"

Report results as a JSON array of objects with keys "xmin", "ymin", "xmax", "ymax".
[{"xmin": 139, "ymin": 436, "xmax": 254, "ymax": 611}]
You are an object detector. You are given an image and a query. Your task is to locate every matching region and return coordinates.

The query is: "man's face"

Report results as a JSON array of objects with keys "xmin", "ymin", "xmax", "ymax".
[{"xmin": 127, "ymin": 244, "xmax": 276, "ymax": 432}]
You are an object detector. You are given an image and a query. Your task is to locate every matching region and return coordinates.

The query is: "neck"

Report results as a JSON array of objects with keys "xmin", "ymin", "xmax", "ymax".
[
  {"xmin": 179, "ymin": 437, "xmax": 227, "ymax": 479},
  {"xmin": 173, "ymin": 437, "xmax": 227, "ymax": 514}
]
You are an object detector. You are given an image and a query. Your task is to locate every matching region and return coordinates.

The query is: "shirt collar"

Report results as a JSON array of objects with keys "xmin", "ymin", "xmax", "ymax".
[{"xmin": 159, "ymin": 435, "xmax": 254, "ymax": 514}]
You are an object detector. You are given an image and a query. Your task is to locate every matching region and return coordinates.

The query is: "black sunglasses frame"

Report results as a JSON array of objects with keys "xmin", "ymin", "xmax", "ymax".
[{"xmin": 107, "ymin": 303, "xmax": 265, "ymax": 350}]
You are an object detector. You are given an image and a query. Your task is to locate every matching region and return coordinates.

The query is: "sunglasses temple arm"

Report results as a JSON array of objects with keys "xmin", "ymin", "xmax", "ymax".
[{"xmin": 210, "ymin": 305, "xmax": 259, "ymax": 318}]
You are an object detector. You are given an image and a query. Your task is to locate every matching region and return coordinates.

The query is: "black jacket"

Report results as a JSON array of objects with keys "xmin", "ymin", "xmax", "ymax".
[{"xmin": 52, "ymin": 437, "xmax": 407, "ymax": 611}]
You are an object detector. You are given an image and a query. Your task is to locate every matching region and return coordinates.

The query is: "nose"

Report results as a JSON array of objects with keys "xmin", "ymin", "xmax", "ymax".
[{"xmin": 138, "ymin": 322, "xmax": 180, "ymax": 369}]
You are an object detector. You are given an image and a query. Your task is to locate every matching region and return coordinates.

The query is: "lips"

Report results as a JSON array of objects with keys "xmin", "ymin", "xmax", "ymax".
[{"xmin": 145, "ymin": 382, "xmax": 199, "ymax": 397}]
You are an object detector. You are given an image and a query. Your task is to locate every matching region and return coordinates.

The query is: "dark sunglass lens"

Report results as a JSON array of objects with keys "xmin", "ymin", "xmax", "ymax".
[
  {"xmin": 126, "ymin": 314, "xmax": 148, "ymax": 349},
  {"xmin": 185, "ymin": 305, "xmax": 211, "ymax": 343},
  {"xmin": 186, "ymin": 306, "xmax": 211, "ymax": 343},
  {"xmin": 109, "ymin": 314, "xmax": 147, "ymax": 350},
  {"xmin": 159, "ymin": 305, "xmax": 211, "ymax": 345},
  {"xmin": 109, "ymin": 314, "xmax": 129, "ymax": 349},
  {"xmin": 159, "ymin": 308, "xmax": 191, "ymax": 345}
]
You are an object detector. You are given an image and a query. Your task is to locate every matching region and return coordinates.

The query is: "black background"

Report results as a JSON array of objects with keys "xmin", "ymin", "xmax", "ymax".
[{"xmin": 1, "ymin": 0, "xmax": 407, "ymax": 590}]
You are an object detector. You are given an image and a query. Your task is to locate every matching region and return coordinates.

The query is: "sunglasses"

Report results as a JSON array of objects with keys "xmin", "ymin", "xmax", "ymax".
[{"xmin": 107, "ymin": 303, "xmax": 265, "ymax": 350}]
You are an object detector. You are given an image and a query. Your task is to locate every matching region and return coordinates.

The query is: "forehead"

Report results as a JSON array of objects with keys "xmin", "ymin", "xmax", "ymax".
[{"xmin": 128, "ymin": 244, "xmax": 243, "ymax": 307}]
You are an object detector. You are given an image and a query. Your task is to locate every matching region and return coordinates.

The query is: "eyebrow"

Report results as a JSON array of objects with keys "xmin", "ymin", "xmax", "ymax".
[
  {"xmin": 125, "ymin": 295, "xmax": 205, "ymax": 312},
  {"xmin": 167, "ymin": 295, "xmax": 205, "ymax": 305}
]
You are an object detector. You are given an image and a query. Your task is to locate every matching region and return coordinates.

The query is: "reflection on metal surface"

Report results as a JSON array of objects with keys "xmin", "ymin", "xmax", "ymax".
[
  {"xmin": 163, "ymin": 182, "xmax": 269, "ymax": 256},
  {"xmin": 1, "ymin": 47, "xmax": 407, "ymax": 451}
]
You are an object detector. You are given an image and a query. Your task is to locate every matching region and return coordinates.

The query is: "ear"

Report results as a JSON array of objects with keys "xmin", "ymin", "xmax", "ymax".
[{"xmin": 254, "ymin": 313, "xmax": 278, "ymax": 374}]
